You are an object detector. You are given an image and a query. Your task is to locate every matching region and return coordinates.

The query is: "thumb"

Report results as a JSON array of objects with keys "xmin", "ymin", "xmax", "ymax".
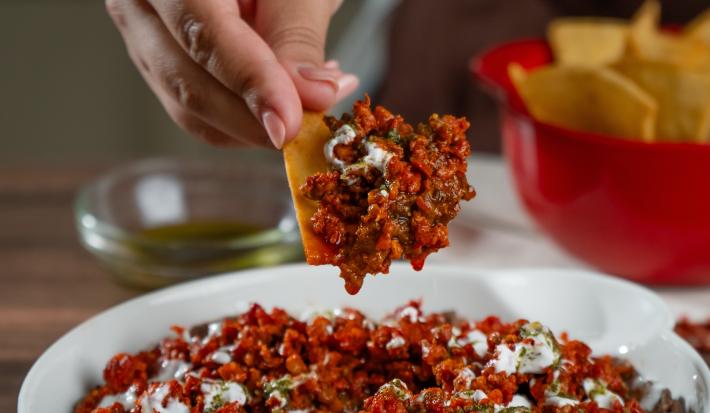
[{"xmin": 255, "ymin": 0, "xmax": 357, "ymax": 112}]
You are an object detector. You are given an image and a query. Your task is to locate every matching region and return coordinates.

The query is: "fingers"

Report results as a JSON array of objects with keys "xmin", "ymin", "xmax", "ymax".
[
  {"xmin": 143, "ymin": 65, "xmax": 250, "ymax": 148},
  {"xmin": 106, "ymin": 0, "xmax": 275, "ymax": 147},
  {"xmin": 143, "ymin": 0, "xmax": 302, "ymax": 147},
  {"xmin": 256, "ymin": 0, "xmax": 359, "ymax": 113}
]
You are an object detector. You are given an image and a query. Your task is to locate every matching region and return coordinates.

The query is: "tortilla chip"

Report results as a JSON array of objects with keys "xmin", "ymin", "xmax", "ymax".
[
  {"xmin": 548, "ymin": 17, "xmax": 628, "ymax": 66},
  {"xmin": 628, "ymin": 0, "xmax": 710, "ymax": 69},
  {"xmin": 509, "ymin": 63, "xmax": 657, "ymax": 141},
  {"xmin": 700, "ymin": 110, "xmax": 710, "ymax": 142},
  {"xmin": 508, "ymin": 62, "xmax": 527, "ymax": 89},
  {"xmin": 613, "ymin": 58, "xmax": 710, "ymax": 142},
  {"xmin": 283, "ymin": 112, "xmax": 336, "ymax": 265},
  {"xmin": 686, "ymin": 9, "xmax": 710, "ymax": 45}
]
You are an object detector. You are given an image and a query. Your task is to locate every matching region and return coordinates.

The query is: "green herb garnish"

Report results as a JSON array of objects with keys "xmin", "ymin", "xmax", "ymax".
[{"xmin": 386, "ymin": 129, "xmax": 402, "ymax": 145}]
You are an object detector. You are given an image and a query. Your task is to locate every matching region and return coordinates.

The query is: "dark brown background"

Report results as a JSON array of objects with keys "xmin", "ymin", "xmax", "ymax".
[{"xmin": 377, "ymin": 0, "xmax": 708, "ymax": 153}]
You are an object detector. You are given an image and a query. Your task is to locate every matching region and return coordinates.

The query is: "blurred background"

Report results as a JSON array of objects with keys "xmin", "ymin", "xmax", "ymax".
[
  {"xmin": 3, "ymin": 0, "xmax": 706, "ymax": 165},
  {"xmin": 3, "ymin": 1, "xmax": 710, "ymax": 411}
]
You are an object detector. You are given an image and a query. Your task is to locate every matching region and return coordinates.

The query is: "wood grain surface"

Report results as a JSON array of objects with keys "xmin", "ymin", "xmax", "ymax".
[{"xmin": 0, "ymin": 165, "xmax": 140, "ymax": 412}]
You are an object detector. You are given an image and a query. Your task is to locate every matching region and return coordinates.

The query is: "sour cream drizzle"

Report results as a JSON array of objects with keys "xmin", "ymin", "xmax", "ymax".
[
  {"xmin": 448, "ymin": 329, "xmax": 488, "ymax": 358},
  {"xmin": 323, "ymin": 124, "xmax": 395, "ymax": 185},
  {"xmin": 201, "ymin": 380, "xmax": 248, "ymax": 410},
  {"xmin": 98, "ymin": 385, "xmax": 138, "ymax": 410},
  {"xmin": 361, "ymin": 141, "xmax": 393, "ymax": 173},
  {"xmin": 210, "ymin": 345, "xmax": 236, "ymax": 364},
  {"xmin": 140, "ymin": 384, "xmax": 189, "ymax": 413},
  {"xmin": 386, "ymin": 335, "xmax": 407, "ymax": 350},
  {"xmin": 324, "ymin": 125, "xmax": 357, "ymax": 170},
  {"xmin": 494, "ymin": 394, "xmax": 532, "ymax": 412},
  {"xmin": 376, "ymin": 379, "xmax": 410, "ymax": 401},
  {"xmin": 151, "ymin": 359, "xmax": 191, "ymax": 382},
  {"xmin": 583, "ymin": 378, "xmax": 624, "ymax": 409},
  {"xmin": 490, "ymin": 322, "xmax": 559, "ymax": 375},
  {"xmin": 455, "ymin": 367, "xmax": 477, "ymax": 388}
]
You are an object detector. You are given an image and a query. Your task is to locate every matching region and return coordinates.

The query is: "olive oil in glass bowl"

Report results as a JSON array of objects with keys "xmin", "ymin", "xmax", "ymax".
[{"xmin": 75, "ymin": 154, "xmax": 302, "ymax": 289}]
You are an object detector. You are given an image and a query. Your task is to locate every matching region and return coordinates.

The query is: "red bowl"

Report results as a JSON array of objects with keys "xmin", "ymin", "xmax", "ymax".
[{"xmin": 471, "ymin": 39, "xmax": 710, "ymax": 285}]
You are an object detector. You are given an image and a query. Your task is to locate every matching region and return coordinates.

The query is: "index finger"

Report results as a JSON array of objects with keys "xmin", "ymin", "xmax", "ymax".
[{"xmin": 145, "ymin": 0, "xmax": 303, "ymax": 139}]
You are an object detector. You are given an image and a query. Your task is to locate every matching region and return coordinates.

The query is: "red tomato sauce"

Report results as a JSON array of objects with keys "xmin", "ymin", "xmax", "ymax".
[{"xmin": 75, "ymin": 302, "xmax": 678, "ymax": 413}]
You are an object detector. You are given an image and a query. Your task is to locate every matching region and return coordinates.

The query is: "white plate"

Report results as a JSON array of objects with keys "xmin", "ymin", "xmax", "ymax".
[{"xmin": 18, "ymin": 264, "xmax": 710, "ymax": 413}]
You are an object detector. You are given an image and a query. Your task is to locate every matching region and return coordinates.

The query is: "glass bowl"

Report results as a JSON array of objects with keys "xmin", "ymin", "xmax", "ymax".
[{"xmin": 75, "ymin": 153, "xmax": 302, "ymax": 289}]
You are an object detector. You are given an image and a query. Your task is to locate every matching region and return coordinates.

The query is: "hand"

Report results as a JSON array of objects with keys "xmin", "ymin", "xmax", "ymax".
[{"xmin": 105, "ymin": 0, "xmax": 359, "ymax": 148}]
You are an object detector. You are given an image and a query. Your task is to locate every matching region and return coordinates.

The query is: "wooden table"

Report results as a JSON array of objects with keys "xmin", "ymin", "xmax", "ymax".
[{"xmin": 0, "ymin": 166, "xmax": 140, "ymax": 412}]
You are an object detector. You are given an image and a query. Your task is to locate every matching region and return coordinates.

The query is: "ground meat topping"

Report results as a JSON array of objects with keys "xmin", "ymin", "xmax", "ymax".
[
  {"xmin": 75, "ymin": 301, "xmax": 682, "ymax": 413},
  {"xmin": 675, "ymin": 317, "xmax": 710, "ymax": 365},
  {"xmin": 301, "ymin": 96, "xmax": 475, "ymax": 294}
]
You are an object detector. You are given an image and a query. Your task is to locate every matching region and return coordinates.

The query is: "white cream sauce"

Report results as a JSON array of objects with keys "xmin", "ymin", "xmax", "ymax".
[
  {"xmin": 455, "ymin": 367, "xmax": 476, "ymax": 388},
  {"xmin": 210, "ymin": 345, "xmax": 235, "ymax": 364},
  {"xmin": 545, "ymin": 396, "xmax": 580, "ymax": 407},
  {"xmin": 420, "ymin": 340, "xmax": 431, "ymax": 358},
  {"xmin": 323, "ymin": 124, "xmax": 395, "ymax": 185},
  {"xmin": 264, "ymin": 373, "xmax": 316, "ymax": 409},
  {"xmin": 361, "ymin": 141, "xmax": 393, "ymax": 173},
  {"xmin": 98, "ymin": 385, "xmax": 138, "ymax": 410},
  {"xmin": 493, "ymin": 344, "xmax": 519, "ymax": 375},
  {"xmin": 386, "ymin": 335, "xmax": 407, "ymax": 350},
  {"xmin": 140, "ymin": 384, "xmax": 189, "ymax": 413},
  {"xmin": 324, "ymin": 125, "xmax": 357, "ymax": 170},
  {"xmin": 448, "ymin": 329, "xmax": 488, "ymax": 358},
  {"xmin": 376, "ymin": 379, "xmax": 410, "ymax": 400},
  {"xmin": 299, "ymin": 307, "xmax": 344, "ymax": 323},
  {"xmin": 398, "ymin": 306, "xmax": 420, "ymax": 323},
  {"xmin": 151, "ymin": 359, "xmax": 191, "ymax": 382},
  {"xmin": 494, "ymin": 395, "xmax": 532, "ymax": 412},
  {"xmin": 472, "ymin": 389, "xmax": 488, "ymax": 402},
  {"xmin": 201, "ymin": 380, "xmax": 248, "ymax": 410},
  {"xmin": 583, "ymin": 378, "xmax": 624, "ymax": 409},
  {"xmin": 491, "ymin": 322, "xmax": 559, "ymax": 375}
]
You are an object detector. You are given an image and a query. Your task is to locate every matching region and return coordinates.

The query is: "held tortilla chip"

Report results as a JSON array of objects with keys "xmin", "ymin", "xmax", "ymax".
[
  {"xmin": 628, "ymin": 0, "xmax": 710, "ymax": 69},
  {"xmin": 548, "ymin": 17, "xmax": 628, "ymax": 66},
  {"xmin": 283, "ymin": 101, "xmax": 475, "ymax": 295},
  {"xmin": 508, "ymin": 62, "xmax": 658, "ymax": 141},
  {"xmin": 282, "ymin": 112, "xmax": 335, "ymax": 265},
  {"xmin": 613, "ymin": 58, "xmax": 710, "ymax": 142},
  {"xmin": 686, "ymin": 9, "xmax": 710, "ymax": 45}
]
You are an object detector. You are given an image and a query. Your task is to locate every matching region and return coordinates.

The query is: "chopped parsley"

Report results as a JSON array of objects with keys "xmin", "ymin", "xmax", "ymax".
[{"xmin": 386, "ymin": 129, "xmax": 402, "ymax": 145}]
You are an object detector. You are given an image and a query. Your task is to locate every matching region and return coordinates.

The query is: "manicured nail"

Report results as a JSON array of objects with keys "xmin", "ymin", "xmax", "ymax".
[
  {"xmin": 261, "ymin": 110, "xmax": 286, "ymax": 149},
  {"xmin": 297, "ymin": 65, "xmax": 339, "ymax": 91},
  {"xmin": 324, "ymin": 60, "xmax": 340, "ymax": 70},
  {"xmin": 335, "ymin": 74, "xmax": 359, "ymax": 101}
]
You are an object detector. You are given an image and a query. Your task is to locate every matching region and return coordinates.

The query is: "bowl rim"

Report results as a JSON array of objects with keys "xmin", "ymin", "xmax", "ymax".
[
  {"xmin": 18, "ymin": 262, "xmax": 710, "ymax": 412},
  {"xmin": 74, "ymin": 156, "xmax": 297, "ymax": 252},
  {"xmin": 469, "ymin": 37, "xmax": 710, "ymax": 152}
]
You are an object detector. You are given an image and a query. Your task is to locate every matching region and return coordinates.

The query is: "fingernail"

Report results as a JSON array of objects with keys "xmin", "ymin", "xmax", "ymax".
[
  {"xmin": 335, "ymin": 74, "xmax": 359, "ymax": 101},
  {"xmin": 261, "ymin": 110, "xmax": 286, "ymax": 149},
  {"xmin": 324, "ymin": 60, "xmax": 339, "ymax": 69},
  {"xmin": 297, "ymin": 65, "xmax": 339, "ymax": 91}
]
